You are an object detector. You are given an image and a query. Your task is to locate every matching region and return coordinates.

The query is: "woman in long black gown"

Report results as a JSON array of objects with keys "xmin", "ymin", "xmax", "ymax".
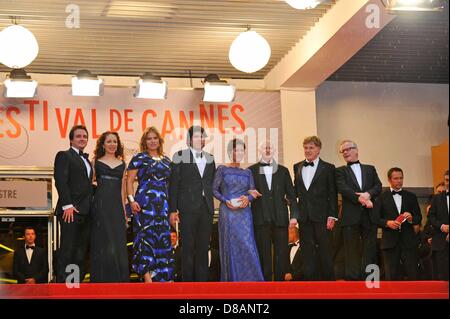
[{"xmin": 90, "ymin": 131, "xmax": 129, "ymax": 282}]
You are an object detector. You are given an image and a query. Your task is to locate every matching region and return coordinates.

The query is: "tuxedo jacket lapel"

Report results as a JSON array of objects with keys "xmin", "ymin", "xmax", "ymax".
[
  {"xmin": 296, "ymin": 162, "xmax": 307, "ymax": 192},
  {"xmin": 388, "ymin": 193, "xmax": 400, "ymax": 215},
  {"xmin": 204, "ymin": 153, "xmax": 215, "ymax": 180},
  {"xmin": 309, "ymin": 159, "xmax": 325, "ymax": 188},
  {"xmin": 256, "ymin": 164, "xmax": 270, "ymax": 195},
  {"xmin": 70, "ymin": 148, "xmax": 91, "ymax": 181},
  {"xmin": 271, "ymin": 163, "xmax": 279, "ymax": 191},
  {"xmin": 346, "ymin": 166, "xmax": 362, "ymax": 192},
  {"xmin": 361, "ymin": 164, "xmax": 368, "ymax": 191},
  {"xmin": 400, "ymin": 193, "xmax": 407, "ymax": 214},
  {"xmin": 188, "ymin": 151, "xmax": 202, "ymax": 179}
]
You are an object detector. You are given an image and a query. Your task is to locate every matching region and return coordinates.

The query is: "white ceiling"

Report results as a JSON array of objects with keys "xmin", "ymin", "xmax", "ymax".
[{"xmin": 0, "ymin": 0, "xmax": 336, "ymax": 79}]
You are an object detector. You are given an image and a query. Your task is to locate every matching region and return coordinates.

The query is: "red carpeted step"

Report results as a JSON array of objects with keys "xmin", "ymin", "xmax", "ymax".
[{"xmin": 0, "ymin": 281, "xmax": 448, "ymax": 299}]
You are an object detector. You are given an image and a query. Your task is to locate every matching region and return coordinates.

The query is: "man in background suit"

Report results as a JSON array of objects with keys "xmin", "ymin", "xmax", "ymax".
[
  {"xmin": 13, "ymin": 227, "xmax": 48, "ymax": 284},
  {"xmin": 293, "ymin": 136, "xmax": 337, "ymax": 281},
  {"xmin": 429, "ymin": 170, "xmax": 449, "ymax": 280},
  {"xmin": 170, "ymin": 230, "xmax": 182, "ymax": 282},
  {"xmin": 336, "ymin": 139, "xmax": 382, "ymax": 280},
  {"xmin": 373, "ymin": 167, "xmax": 422, "ymax": 280},
  {"xmin": 249, "ymin": 141, "xmax": 299, "ymax": 281},
  {"xmin": 54, "ymin": 125, "xmax": 93, "ymax": 283},
  {"xmin": 169, "ymin": 126, "xmax": 216, "ymax": 282},
  {"xmin": 285, "ymin": 226, "xmax": 304, "ymax": 281}
]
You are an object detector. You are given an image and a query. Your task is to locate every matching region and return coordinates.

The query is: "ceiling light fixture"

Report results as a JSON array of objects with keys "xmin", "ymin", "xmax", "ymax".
[
  {"xmin": 202, "ymin": 74, "xmax": 236, "ymax": 103},
  {"xmin": 0, "ymin": 24, "xmax": 39, "ymax": 69},
  {"xmin": 134, "ymin": 73, "xmax": 168, "ymax": 99},
  {"xmin": 3, "ymin": 68, "xmax": 37, "ymax": 98},
  {"xmin": 229, "ymin": 28, "xmax": 271, "ymax": 73},
  {"xmin": 382, "ymin": 0, "xmax": 446, "ymax": 11},
  {"xmin": 71, "ymin": 70, "xmax": 104, "ymax": 97},
  {"xmin": 285, "ymin": 0, "xmax": 323, "ymax": 10}
]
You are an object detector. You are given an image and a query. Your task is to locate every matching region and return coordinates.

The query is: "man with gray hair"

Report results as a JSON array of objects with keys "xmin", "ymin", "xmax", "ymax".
[
  {"xmin": 249, "ymin": 141, "xmax": 299, "ymax": 281},
  {"xmin": 335, "ymin": 140, "xmax": 382, "ymax": 280}
]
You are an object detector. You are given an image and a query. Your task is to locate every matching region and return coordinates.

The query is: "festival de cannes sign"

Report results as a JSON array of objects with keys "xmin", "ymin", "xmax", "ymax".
[{"xmin": 0, "ymin": 87, "xmax": 283, "ymax": 167}]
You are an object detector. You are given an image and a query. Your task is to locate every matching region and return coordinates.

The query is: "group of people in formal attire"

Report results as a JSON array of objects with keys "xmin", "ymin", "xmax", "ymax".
[{"xmin": 13, "ymin": 124, "xmax": 448, "ymax": 284}]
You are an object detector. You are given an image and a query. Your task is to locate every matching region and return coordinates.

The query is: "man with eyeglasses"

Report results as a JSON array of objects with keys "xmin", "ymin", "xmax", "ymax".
[{"xmin": 335, "ymin": 140, "xmax": 382, "ymax": 280}]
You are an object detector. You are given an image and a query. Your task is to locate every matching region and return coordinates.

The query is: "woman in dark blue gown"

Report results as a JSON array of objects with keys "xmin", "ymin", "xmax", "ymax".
[
  {"xmin": 126, "ymin": 127, "xmax": 173, "ymax": 282},
  {"xmin": 90, "ymin": 131, "xmax": 129, "ymax": 283},
  {"xmin": 213, "ymin": 138, "xmax": 264, "ymax": 281}
]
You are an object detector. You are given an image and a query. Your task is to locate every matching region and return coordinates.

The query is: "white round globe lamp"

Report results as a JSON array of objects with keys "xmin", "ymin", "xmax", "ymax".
[
  {"xmin": 285, "ymin": 0, "xmax": 321, "ymax": 10},
  {"xmin": 228, "ymin": 30, "xmax": 271, "ymax": 73},
  {"xmin": 0, "ymin": 25, "xmax": 39, "ymax": 69}
]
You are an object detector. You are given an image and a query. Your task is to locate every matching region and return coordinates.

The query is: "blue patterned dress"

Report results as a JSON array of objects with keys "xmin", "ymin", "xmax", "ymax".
[
  {"xmin": 213, "ymin": 165, "xmax": 264, "ymax": 282},
  {"xmin": 127, "ymin": 152, "xmax": 173, "ymax": 282}
]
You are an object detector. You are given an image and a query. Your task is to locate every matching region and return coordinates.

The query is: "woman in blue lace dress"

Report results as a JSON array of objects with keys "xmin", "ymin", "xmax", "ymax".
[
  {"xmin": 126, "ymin": 127, "xmax": 173, "ymax": 282},
  {"xmin": 213, "ymin": 138, "xmax": 264, "ymax": 281}
]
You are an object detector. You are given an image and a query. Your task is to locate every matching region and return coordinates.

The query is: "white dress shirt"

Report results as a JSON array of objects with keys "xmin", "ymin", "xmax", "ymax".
[
  {"xmin": 208, "ymin": 249, "xmax": 212, "ymax": 268},
  {"xmin": 290, "ymin": 240, "xmax": 300, "ymax": 264},
  {"xmin": 261, "ymin": 160, "xmax": 273, "ymax": 191},
  {"xmin": 25, "ymin": 244, "xmax": 35, "ymax": 263},
  {"xmin": 391, "ymin": 188, "xmax": 403, "ymax": 214},
  {"xmin": 190, "ymin": 148, "xmax": 206, "ymax": 178},
  {"xmin": 350, "ymin": 162, "xmax": 363, "ymax": 190},
  {"xmin": 301, "ymin": 157, "xmax": 320, "ymax": 190}
]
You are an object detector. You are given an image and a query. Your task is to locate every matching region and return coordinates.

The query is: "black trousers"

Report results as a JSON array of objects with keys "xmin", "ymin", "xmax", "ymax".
[
  {"xmin": 332, "ymin": 221, "xmax": 346, "ymax": 280},
  {"xmin": 433, "ymin": 245, "xmax": 449, "ymax": 281},
  {"xmin": 382, "ymin": 244, "xmax": 418, "ymax": 280},
  {"xmin": 254, "ymin": 223, "xmax": 288, "ymax": 281},
  {"xmin": 301, "ymin": 220, "xmax": 335, "ymax": 281},
  {"xmin": 342, "ymin": 214, "xmax": 377, "ymax": 281},
  {"xmin": 56, "ymin": 214, "xmax": 90, "ymax": 283},
  {"xmin": 179, "ymin": 199, "xmax": 213, "ymax": 282}
]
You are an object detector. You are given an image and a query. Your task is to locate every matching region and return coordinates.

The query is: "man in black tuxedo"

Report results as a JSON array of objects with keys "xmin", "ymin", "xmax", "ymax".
[
  {"xmin": 285, "ymin": 226, "xmax": 304, "ymax": 281},
  {"xmin": 336, "ymin": 140, "xmax": 382, "ymax": 280},
  {"xmin": 170, "ymin": 230, "xmax": 182, "ymax": 282},
  {"xmin": 54, "ymin": 125, "xmax": 93, "ymax": 283},
  {"xmin": 169, "ymin": 126, "xmax": 216, "ymax": 282},
  {"xmin": 293, "ymin": 136, "xmax": 337, "ymax": 281},
  {"xmin": 13, "ymin": 227, "xmax": 48, "ymax": 284},
  {"xmin": 373, "ymin": 167, "xmax": 422, "ymax": 280},
  {"xmin": 249, "ymin": 141, "xmax": 299, "ymax": 281},
  {"xmin": 428, "ymin": 170, "xmax": 449, "ymax": 280}
]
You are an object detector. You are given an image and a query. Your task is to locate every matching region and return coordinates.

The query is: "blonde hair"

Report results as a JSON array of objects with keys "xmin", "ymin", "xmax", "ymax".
[{"xmin": 303, "ymin": 136, "xmax": 322, "ymax": 148}]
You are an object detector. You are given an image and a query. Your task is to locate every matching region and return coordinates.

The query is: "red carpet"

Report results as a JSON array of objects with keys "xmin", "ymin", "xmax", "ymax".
[{"xmin": 0, "ymin": 281, "xmax": 448, "ymax": 299}]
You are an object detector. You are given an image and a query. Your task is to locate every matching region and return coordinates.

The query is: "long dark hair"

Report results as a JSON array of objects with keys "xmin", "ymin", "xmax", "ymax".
[{"xmin": 94, "ymin": 131, "xmax": 124, "ymax": 159}]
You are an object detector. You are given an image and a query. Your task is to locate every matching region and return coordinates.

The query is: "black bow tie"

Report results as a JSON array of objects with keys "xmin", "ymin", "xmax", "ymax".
[
  {"xmin": 303, "ymin": 161, "xmax": 314, "ymax": 167},
  {"xmin": 79, "ymin": 150, "xmax": 89, "ymax": 160},
  {"xmin": 289, "ymin": 242, "xmax": 298, "ymax": 249},
  {"xmin": 26, "ymin": 245, "xmax": 35, "ymax": 250},
  {"xmin": 195, "ymin": 152, "xmax": 203, "ymax": 159},
  {"xmin": 446, "ymin": 191, "xmax": 449, "ymax": 196},
  {"xmin": 260, "ymin": 162, "xmax": 272, "ymax": 167},
  {"xmin": 347, "ymin": 160, "xmax": 360, "ymax": 166},
  {"xmin": 392, "ymin": 190, "xmax": 403, "ymax": 196}
]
